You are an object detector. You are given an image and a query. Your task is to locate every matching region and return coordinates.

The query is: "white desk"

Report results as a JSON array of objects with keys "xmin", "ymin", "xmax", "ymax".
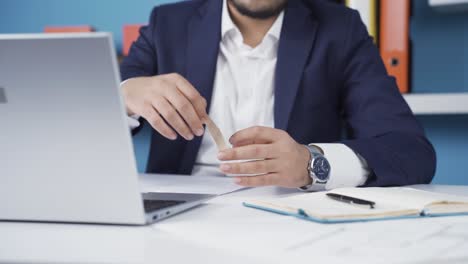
[{"xmin": 1, "ymin": 184, "xmax": 468, "ymax": 264}]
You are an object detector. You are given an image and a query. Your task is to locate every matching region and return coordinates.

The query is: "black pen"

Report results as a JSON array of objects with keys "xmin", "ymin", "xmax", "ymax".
[{"xmin": 326, "ymin": 192, "xmax": 376, "ymax": 209}]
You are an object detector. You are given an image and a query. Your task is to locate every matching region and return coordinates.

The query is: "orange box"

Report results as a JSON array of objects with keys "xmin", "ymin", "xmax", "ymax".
[
  {"xmin": 44, "ymin": 25, "xmax": 94, "ymax": 33},
  {"xmin": 123, "ymin": 24, "xmax": 144, "ymax": 56}
]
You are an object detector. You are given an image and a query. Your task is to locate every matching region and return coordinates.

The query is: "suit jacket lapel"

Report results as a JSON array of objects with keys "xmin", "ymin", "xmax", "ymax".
[
  {"xmin": 274, "ymin": 0, "xmax": 318, "ymax": 130},
  {"xmin": 186, "ymin": 0, "xmax": 222, "ymax": 108},
  {"xmin": 179, "ymin": 0, "xmax": 222, "ymax": 174}
]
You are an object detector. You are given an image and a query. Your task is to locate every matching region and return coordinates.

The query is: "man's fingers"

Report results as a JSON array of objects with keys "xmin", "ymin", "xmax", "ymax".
[
  {"xmin": 218, "ymin": 144, "xmax": 276, "ymax": 161},
  {"xmin": 229, "ymin": 126, "xmax": 284, "ymax": 147},
  {"xmin": 163, "ymin": 88, "xmax": 204, "ymax": 136},
  {"xmin": 233, "ymin": 173, "xmax": 280, "ymax": 187},
  {"xmin": 152, "ymin": 96, "xmax": 194, "ymax": 140},
  {"xmin": 220, "ymin": 159, "xmax": 278, "ymax": 175},
  {"xmin": 141, "ymin": 104, "xmax": 177, "ymax": 140},
  {"xmin": 168, "ymin": 73, "xmax": 208, "ymax": 120}
]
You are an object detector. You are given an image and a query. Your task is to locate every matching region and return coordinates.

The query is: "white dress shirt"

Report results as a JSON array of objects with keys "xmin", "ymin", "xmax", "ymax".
[{"xmin": 129, "ymin": 0, "xmax": 369, "ymax": 190}]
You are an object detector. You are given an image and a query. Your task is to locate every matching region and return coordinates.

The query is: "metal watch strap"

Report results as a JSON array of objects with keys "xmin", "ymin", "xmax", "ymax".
[{"xmin": 299, "ymin": 144, "xmax": 328, "ymax": 192}]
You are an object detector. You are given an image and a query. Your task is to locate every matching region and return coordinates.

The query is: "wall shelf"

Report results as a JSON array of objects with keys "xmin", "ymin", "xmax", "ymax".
[
  {"xmin": 429, "ymin": 0, "xmax": 468, "ymax": 12},
  {"xmin": 403, "ymin": 93, "xmax": 468, "ymax": 115}
]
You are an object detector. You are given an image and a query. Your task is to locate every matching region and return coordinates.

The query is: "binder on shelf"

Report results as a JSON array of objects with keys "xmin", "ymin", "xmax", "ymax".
[
  {"xmin": 380, "ymin": 0, "xmax": 411, "ymax": 94},
  {"xmin": 345, "ymin": 0, "xmax": 378, "ymax": 44},
  {"xmin": 123, "ymin": 24, "xmax": 143, "ymax": 57},
  {"xmin": 44, "ymin": 25, "xmax": 94, "ymax": 33}
]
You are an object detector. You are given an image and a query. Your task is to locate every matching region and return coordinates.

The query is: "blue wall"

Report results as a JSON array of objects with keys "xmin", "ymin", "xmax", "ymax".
[
  {"xmin": 0, "ymin": 0, "xmax": 177, "ymax": 53},
  {"xmin": 410, "ymin": 0, "xmax": 468, "ymax": 184},
  {"xmin": 1, "ymin": 0, "xmax": 467, "ymax": 184}
]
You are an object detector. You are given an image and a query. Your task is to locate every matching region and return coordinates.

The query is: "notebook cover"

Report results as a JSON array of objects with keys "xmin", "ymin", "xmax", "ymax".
[{"xmin": 244, "ymin": 201, "xmax": 425, "ymax": 224}]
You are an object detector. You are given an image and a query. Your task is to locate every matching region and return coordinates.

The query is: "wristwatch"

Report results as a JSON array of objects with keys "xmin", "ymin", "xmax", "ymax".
[{"xmin": 299, "ymin": 144, "xmax": 331, "ymax": 192}]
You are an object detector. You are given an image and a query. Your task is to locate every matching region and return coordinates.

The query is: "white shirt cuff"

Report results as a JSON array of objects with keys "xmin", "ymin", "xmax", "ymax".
[
  {"xmin": 127, "ymin": 115, "xmax": 141, "ymax": 130},
  {"xmin": 121, "ymin": 80, "xmax": 141, "ymax": 130},
  {"xmin": 313, "ymin": 143, "xmax": 370, "ymax": 190}
]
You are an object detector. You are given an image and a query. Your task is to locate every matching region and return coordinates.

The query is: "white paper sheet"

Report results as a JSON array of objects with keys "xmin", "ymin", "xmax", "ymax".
[
  {"xmin": 155, "ymin": 204, "xmax": 468, "ymax": 264},
  {"xmin": 142, "ymin": 182, "xmax": 468, "ymax": 263},
  {"xmin": 139, "ymin": 174, "xmax": 246, "ymax": 195}
]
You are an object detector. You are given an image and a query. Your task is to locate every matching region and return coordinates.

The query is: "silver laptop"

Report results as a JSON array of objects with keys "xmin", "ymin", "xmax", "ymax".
[{"xmin": 0, "ymin": 33, "xmax": 214, "ymax": 225}]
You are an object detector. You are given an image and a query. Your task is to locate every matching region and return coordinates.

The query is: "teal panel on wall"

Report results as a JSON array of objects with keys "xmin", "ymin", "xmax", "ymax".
[
  {"xmin": 411, "ymin": 0, "xmax": 468, "ymax": 93},
  {"xmin": 0, "ymin": 0, "xmax": 181, "ymax": 53},
  {"xmin": 132, "ymin": 123, "xmax": 153, "ymax": 173},
  {"xmin": 418, "ymin": 116, "xmax": 468, "ymax": 185},
  {"xmin": 410, "ymin": 0, "xmax": 468, "ymax": 185}
]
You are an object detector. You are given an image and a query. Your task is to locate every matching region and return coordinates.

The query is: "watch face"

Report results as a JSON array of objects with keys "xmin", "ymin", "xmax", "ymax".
[{"xmin": 312, "ymin": 156, "xmax": 330, "ymax": 181}]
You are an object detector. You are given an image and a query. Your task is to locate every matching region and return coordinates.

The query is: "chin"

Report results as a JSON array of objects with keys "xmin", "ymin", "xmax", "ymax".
[{"xmin": 229, "ymin": 0, "xmax": 288, "ymax": 19}]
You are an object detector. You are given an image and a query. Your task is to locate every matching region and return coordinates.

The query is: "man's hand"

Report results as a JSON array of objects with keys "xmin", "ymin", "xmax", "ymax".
[
  {"xmin": 122, "ymin": 74, "xmax": 208, "ymax": 140},
  {"xmin": 217, "ymin": 126, "xmax": 312, "ymax": 188}
]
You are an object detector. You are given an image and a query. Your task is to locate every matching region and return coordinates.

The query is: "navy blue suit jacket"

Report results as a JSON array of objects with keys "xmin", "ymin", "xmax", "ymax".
[{"xmin": 120, "ymin": 0, "xmax": 436, "ymax": 186}]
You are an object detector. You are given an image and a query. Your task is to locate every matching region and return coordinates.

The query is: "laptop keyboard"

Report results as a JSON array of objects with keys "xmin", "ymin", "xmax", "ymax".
[{"xmin": 143, "ymin": 199, "xmax": 186, "ymax": 213}]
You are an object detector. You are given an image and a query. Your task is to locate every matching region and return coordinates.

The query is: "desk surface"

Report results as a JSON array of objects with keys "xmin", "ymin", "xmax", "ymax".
[{"xmin": 2, "ymin": 184, "xmax": 468, "ymax": 264}]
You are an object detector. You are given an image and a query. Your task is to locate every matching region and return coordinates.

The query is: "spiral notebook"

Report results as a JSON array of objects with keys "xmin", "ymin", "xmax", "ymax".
[{"xmin": 243, "ymin": 187, "xmax": 468, "ymax": 224}]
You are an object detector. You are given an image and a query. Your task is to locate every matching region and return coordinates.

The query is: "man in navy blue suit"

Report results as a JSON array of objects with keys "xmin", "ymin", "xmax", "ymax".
[{"xmin": 120, "ymin": 0, "xmax": 436, "ymax": 191}]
